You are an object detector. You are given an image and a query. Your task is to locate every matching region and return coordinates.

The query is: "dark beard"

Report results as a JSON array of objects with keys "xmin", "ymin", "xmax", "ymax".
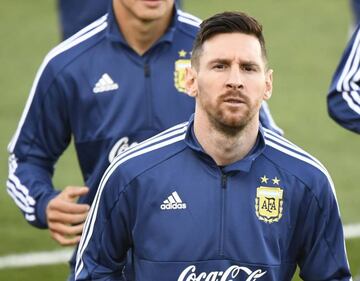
[{"xmin": 208, "ymin": 112, "xmax": 248, "ymax": 137}]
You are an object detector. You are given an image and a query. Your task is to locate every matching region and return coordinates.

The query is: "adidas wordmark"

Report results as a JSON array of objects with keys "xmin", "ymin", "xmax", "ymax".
[{"xmin": 160, "ymin": 191, "xmax": 187, "ymax": 210}]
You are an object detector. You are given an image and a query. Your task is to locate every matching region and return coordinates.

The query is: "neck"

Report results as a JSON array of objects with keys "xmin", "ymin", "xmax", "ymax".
[
  {"xmin": 193, "ymin": 113, "xmax": 259, "ymax": 166},
  {"xmin": 113, "ymin": 1, "xmax": 173, "ymax": 55}
]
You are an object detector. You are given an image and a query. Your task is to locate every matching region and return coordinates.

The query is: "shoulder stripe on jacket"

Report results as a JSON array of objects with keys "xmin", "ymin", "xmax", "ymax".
[
  {"xmin": 337, "ymin": 28, "xmax": 360, "ymax": 93},
  {"xmin": 8, "ymin": 15, "xmax": 108, "ymax": 153},
  {"xmin": 264, "ymin": 128, "xmax": 324, "ymax": 168},
  {"xmin": 177, "ymin": 10, "xmax": 202, "ymax": 24},
  {"xmin": 75, "ymin": 123, "xmax": 188, "ymax": 278},
  {"xmin": 178, "ymin": 16, "xmax": 200, "ymax": 27},
  {"xmin": 263, "ymin": 129, "xmax": 337, "ymax": 202},
  {"xmin": 342, "ymin": 91, "xmax": 360, "ymax": 114},
  {"xmin": 335, "ymin": 27, "xmax": 360, "ymax": 114}
]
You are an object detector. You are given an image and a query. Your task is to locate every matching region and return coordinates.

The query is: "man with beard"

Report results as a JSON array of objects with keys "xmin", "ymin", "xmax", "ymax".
[
  {"xmin": 8, "ymin": 1, "xmax": 281, "ymax": 280},
  {"xmin": 75, "ymin": 11, "xmax": 350, "ymax": 280}
]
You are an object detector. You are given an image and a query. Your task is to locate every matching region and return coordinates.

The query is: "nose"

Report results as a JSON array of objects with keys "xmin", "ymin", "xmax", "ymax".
[{"xmin": 226, "ymin": 66, "xmax": 243, "ymax": 90}]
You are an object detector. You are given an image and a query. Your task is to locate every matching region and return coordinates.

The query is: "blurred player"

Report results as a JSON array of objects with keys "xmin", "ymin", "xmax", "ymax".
[
  {"xmin": 350, "ymin": 0, "xmax": 360, "ymax": 34},
  {"xmin": 76, "ymin": 11, "xmax": 351, "ymax": 280},
  {"xmin": 7, "ymin": 0, "xmax": 281, "ymax": 279},
  {"xmin": 58, "ymin": 0, "xmax": 183, "ymax": 40},
  {"xmin": 327, "ymin": 24, "xmax": 360, "ymax": 133}
]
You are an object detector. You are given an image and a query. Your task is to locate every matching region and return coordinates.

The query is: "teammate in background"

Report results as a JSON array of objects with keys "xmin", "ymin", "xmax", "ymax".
[
  {"xmin": 76, "ymin": 11, "xmax": 351, "ymax": 281},
  {"xmin": 327, "ymin": 24, "xmax": 360, "ymax": 133},
  {"xmin": 7, "ymin": 0, "xmax": 281, "ymax": 279},
  {"xmin": 58, "ymin": 0, "xmax": 109, "ymax": 40},
  {"xmin": 350, "ymin": 0, "xmax": 360, "ymax": 34},
  {"xmin": 58, "ymin": 0, "xmax": 182, "ymax": 40}
]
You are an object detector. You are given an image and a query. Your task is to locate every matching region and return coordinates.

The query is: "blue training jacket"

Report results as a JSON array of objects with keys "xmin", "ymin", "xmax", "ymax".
[
  {"xmin": 7, "ymin": 4, "xmax": 281, "ymax": 230},
  {"xmin": 75, "ymin": 116, "xmax": 351, "ymax": 281},
  {"xmin": 328, "ymin": 24, "xmax": 360, "ymax": 133},
  {"xmin": 7, "ymin": 4, "xmax": 282, "ymax": 277}
]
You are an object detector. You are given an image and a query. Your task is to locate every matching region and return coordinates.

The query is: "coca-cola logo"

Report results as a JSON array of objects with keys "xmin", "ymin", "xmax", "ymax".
[
  {"xmin": 177, "ymin": 265, "xmax": 266, "ymax": 281},
  {"xmin": 108, "ymin": 137, "xmax": 138, "ymax": 163}
]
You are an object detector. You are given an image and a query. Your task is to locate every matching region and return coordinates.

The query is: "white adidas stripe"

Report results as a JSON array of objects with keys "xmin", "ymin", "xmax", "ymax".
[
  {"xmin": 264, "ymin": 138, "xmax": 337, "ymax": 204},
  {"xmin": 75, "ymin": 128, "xmax": 187, "ymax": 278},
  {"xmin": 8, "ymin": 172, "xmax": 36, "ymax": 205},
  {"xmin": 178, "ymin": 16, "xmax": 200, "ymax": 27},
  {"xmin": 263, "ymin": 129, "xmax": 325, "ymax": 169},
  {"xmin": 263, "ymin": 129, "xmax": 336, "ymax": 196},
  {"xmin": 343, "ymin": 42, "xmax": 360, "ymax": 93},
  {"xmin": 6, "ymin": 156, "xmax": 37, "ymax": 221},
  {"xmin": 351, "ymin": 89, "xmax": 360, "ymax": 104},
  {"xmin": 6, "ymin": 181, "xmax": 34, "ymax": 213},
  {"xmin": 343, "ymin": 91, "xmax": 360, "ymax": 114},
  {"xmin": 177, "ymin": 10, "xmax": 202, "ymax": 24},
  {"xmin": 335, "ymin": 27, "xmax": 360, "ymax": 115},
  {"xmin": 337, "ymin": 28, "xmax": 360, "ymax": 92},
  {"xmin": 6, "ymin": 186, "xmax": 34, "ymax": 215},
  {"xmin": 8, "ymin": 16, "xmax": 108, "ymax": 153}
]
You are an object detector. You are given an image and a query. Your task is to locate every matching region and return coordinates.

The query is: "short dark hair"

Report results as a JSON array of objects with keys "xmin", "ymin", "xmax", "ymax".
[{"xmin": 191, "ymin": 11, "xmax": 267, "ymax": 69}]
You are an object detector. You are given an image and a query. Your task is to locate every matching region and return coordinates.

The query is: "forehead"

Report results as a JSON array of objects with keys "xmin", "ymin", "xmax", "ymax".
[{"xmin": 200, "ymin": 32, "xmax": 264, "ymax": 65}]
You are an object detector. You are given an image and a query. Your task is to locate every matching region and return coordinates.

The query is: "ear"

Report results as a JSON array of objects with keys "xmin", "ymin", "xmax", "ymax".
[
  {"xmin": 263, "ymin": 69, "xmax": 273, "ymax": 100},
  {"xmin": 185, "ymin": 67, "xmax": 198, "ymax": 98}
]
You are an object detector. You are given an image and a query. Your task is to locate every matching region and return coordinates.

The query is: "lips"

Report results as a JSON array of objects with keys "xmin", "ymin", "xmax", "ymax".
[{"xmin": 223, "ymin": 97, "xmax": 244, "ymax": 104}]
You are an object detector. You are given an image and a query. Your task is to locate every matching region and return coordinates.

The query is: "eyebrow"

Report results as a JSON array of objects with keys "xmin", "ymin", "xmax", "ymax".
[{"xmin": 208, "ymin": 58, "xmax": 261, "ymax": 68}]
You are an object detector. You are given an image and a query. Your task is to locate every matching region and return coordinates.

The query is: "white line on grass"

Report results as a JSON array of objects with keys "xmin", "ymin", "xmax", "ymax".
[
  {"xmin": 0, "ymin": 249, "xmax": 73, "ymax": 269},
  {"xmin": 0, "ymin": 223, "xmax": 360, "ymax": 269},
  {"xmin": 344, "ymin": 223, "xmax": 360, "ymax": 239}
]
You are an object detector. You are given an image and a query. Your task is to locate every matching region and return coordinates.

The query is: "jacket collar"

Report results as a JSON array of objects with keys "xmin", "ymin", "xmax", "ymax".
[{"xmin": 184, "ymin": 114, "xmax": 266, "ymax": 173}]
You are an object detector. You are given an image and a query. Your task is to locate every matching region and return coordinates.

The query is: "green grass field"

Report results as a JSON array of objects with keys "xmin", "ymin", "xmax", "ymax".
[{"xmin": 0, "ymin": 0, "xmax": 359, "ymax": 280}]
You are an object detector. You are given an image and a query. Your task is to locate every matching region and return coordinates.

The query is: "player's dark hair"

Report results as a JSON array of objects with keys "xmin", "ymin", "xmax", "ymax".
[{"xmin": 191, "ymin": 11, "xmax": 267, "ymax": 69}]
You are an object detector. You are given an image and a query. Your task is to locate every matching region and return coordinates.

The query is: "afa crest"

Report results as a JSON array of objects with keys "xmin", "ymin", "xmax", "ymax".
[
  {"xmin": 174, "ymin": 50, "xmax": 191, "ymax": 93},
  {"xmin": 255, "ymin": 187, "xmax": 283, "ymax": 223}
]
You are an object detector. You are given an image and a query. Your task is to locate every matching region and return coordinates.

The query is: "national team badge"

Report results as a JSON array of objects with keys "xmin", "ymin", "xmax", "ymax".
[
  {"xmin": 255, "ymin": 186, "xmax": 283, "ymax": 223},
  {"xmin": 174, "ymin": 50, "xmax": 191, "ymax": 93}
]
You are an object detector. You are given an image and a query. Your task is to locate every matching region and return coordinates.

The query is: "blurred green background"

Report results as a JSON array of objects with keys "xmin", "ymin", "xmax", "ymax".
[{"xmin": 0, "ymin": 0, "xmax": 359, "ymax": 280}]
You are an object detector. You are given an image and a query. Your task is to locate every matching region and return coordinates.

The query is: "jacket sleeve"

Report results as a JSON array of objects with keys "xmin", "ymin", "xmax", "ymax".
[
  {"xmin": 7, "ymin": 61, "xmax": 71, "ymax": 228},
  {"xmin": 297, "ymin": 178, "xmax": 351, "ymax": 280},
  {"xmin": 259, "ymin": 101, "xmax": 284, "ymax": 135},
  {"xmin": 327, "ymin": 25, "xmax": 360, "ymax": 133},
  {"xmin": 75, "ymin": 167, "xmax": 131, "ymax": 281}
]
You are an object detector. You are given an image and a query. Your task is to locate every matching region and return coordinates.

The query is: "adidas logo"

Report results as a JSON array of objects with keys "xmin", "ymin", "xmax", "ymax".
[
  {"xmin": 160, "ymin": 191, "xmax": 187, "ymax": 210},
  {"xmin": 93, "ymin": 73, "xmax": 119, "ymax": 93}
]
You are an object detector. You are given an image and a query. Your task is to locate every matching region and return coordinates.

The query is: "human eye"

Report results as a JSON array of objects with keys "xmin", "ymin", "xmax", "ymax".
[
  {"xmin": 212, "ymin": 63, "xmax": 227, "ymax": 70},
  {"xmin": 242, "ymin": 64, "xmax": 258, "ymax": 72}
]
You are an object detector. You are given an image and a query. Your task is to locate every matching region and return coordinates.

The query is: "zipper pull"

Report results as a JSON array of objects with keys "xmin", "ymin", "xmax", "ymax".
[
  {"xmin": 144, "ymin": 63, "xmax": 150, "ymax": 77},
  {"xmin": 221, "ymin": 174, "xmax": 227, "ymax": 189}
]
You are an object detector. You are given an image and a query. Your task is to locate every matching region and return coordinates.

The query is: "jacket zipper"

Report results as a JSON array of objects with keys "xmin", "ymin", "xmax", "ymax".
[
  {"xmin": 144, "ymin": 62, "xmax": 152, "ymax": 128},
  {"xmin": 219, "ymin": 172, "xmax": 227, "ymax": 256}
]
